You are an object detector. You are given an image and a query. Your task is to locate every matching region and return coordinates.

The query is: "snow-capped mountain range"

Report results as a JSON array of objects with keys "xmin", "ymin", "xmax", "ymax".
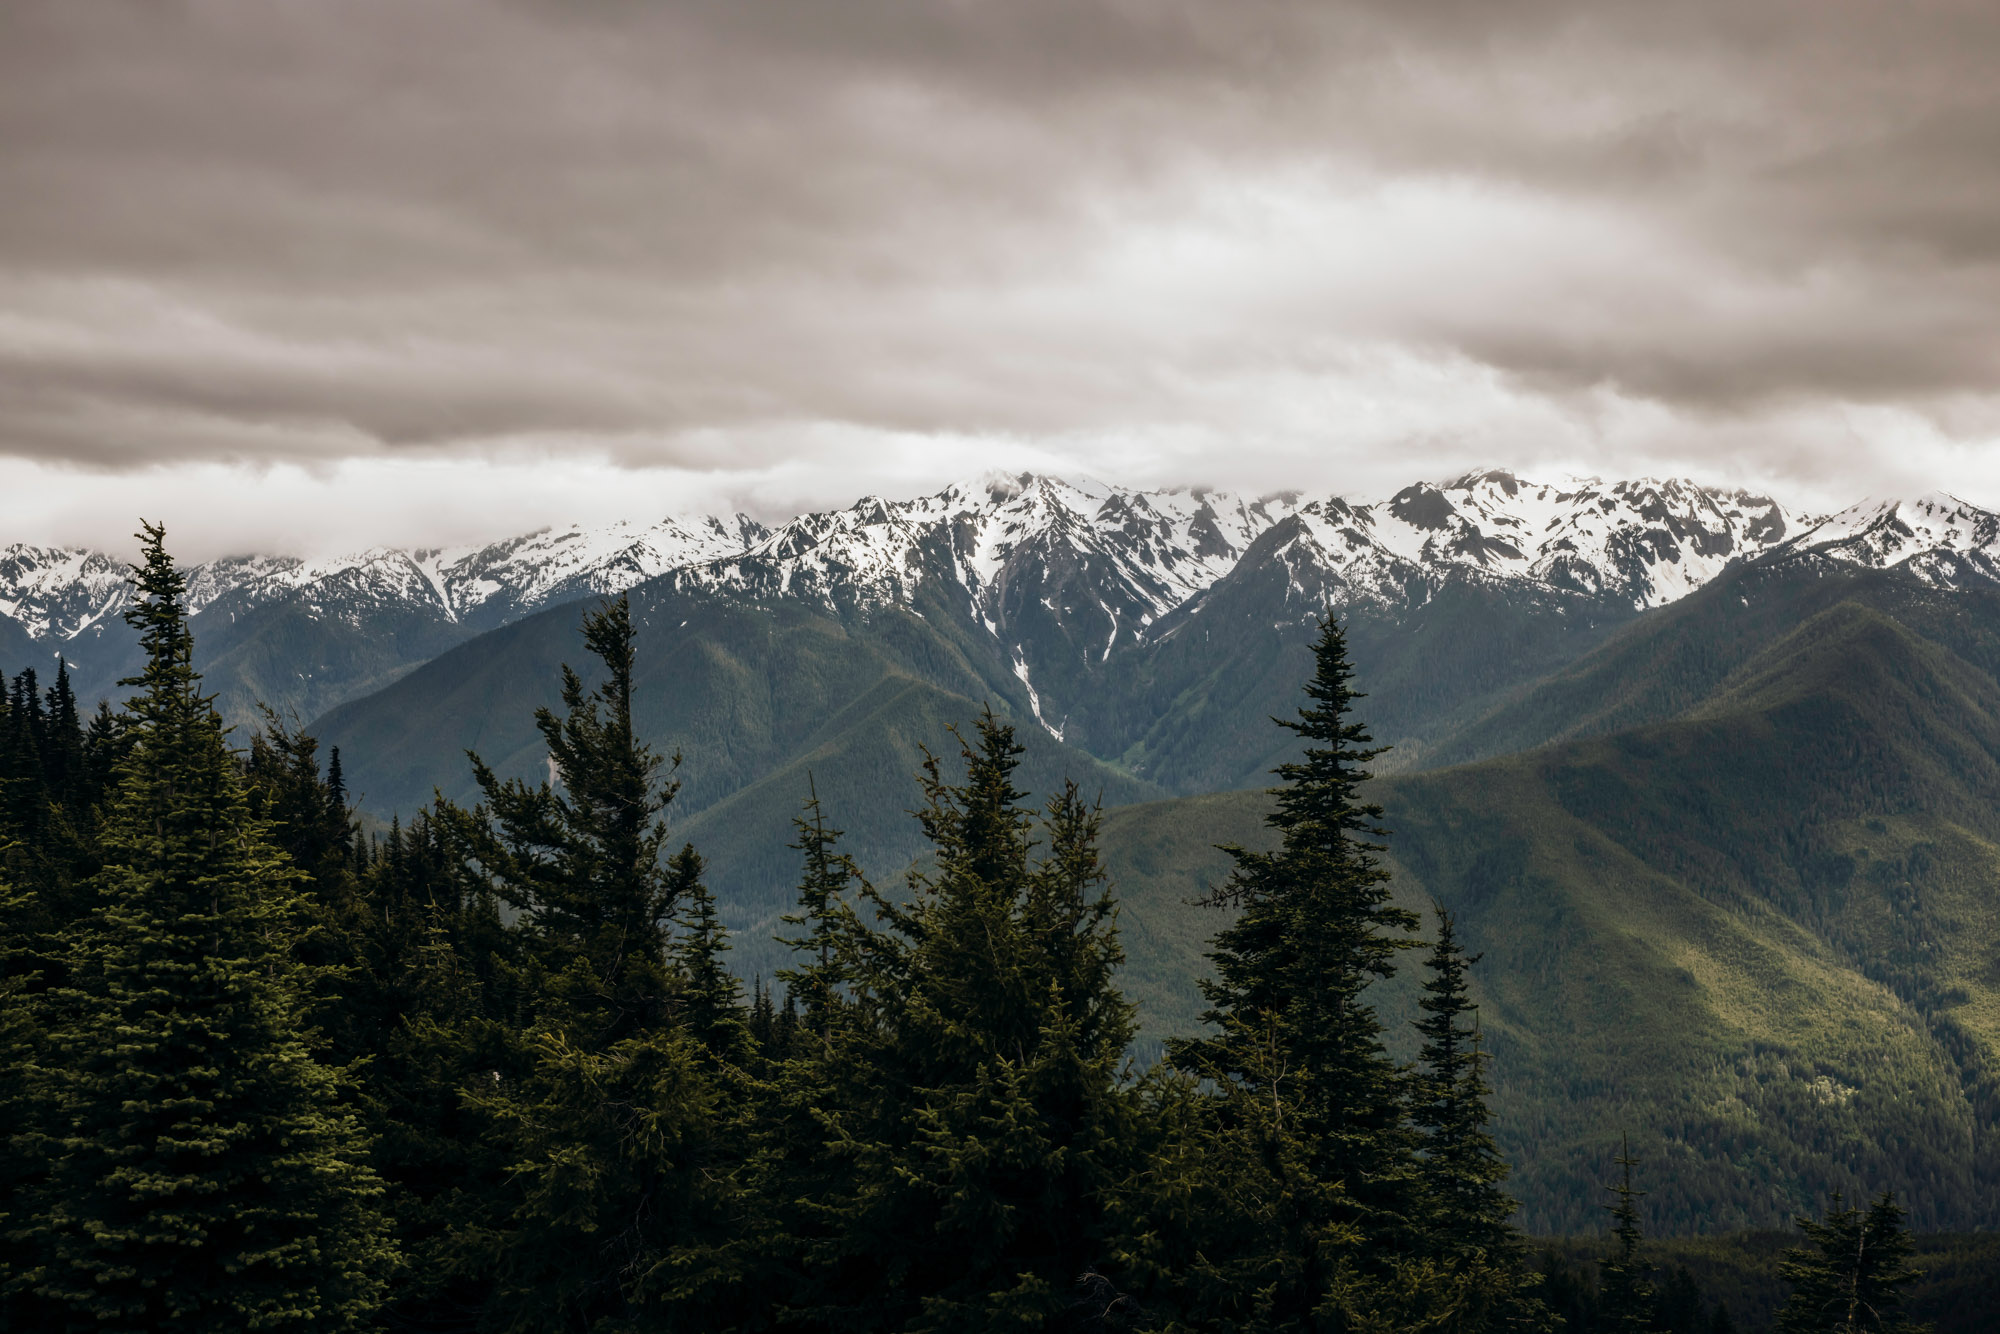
[
  {"xmin": 0, "ymin": 514, "xmax": 771, "ymax": 644},
  {"xmin": 9, "ymin": 472, "xmax": 2000, "ymax": 664}
]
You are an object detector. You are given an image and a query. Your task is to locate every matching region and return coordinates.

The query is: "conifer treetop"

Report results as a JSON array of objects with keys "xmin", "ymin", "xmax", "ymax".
[{"xmin": 1268, "ymin": 616, "xmax": 1386, "ymax": 843}]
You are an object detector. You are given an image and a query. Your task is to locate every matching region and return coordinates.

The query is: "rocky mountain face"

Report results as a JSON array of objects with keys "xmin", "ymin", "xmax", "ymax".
[
  {"xmin": 676, "ymin": 469, "xmax": 1794, "ymax": 627},
  {"xmin": 0, "ymin": 513, "xmax": 769, "ymax": 722},
  {"xmin": 5, "ymin": 470, "xmax": 1996, "ymax": 743},
  {"xmin": 0, "ymin": 513, "xmax": 769, "ymax": 644}
]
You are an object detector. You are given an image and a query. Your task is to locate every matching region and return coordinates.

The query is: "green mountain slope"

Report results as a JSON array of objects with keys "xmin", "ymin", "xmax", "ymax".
[
  {"xmin": 319, "ymin": 586, "xmax": 1161, "ymax": 969},
  {"xmin": 0, "ymin": 618, "xmax": 40, "ymax": 683},
  {"xmin": 55, "ymin": 591, "xmax": 480, "ymax": 735},
  {"xmin": 313, "ymin": 552, "xmax": 1640, "ymax": 842},
  {"xmin": 1091, "ymin": 520, "xmax": 1637, "ymax": 788},
  {"xmin": 673, "ymin": 670, "xmax": 1159, "ymax": 986},
  {"xmin": 1425, "ymin": 554, "xmax": 2000, "ymax": 768},
  {"xmin": 1096, "ymin": 592, "xmax": 2000, "ymax": 1234},
  {"xmin": 319, "ymin": 588, "xmax": 1045, "ymax": 816}
]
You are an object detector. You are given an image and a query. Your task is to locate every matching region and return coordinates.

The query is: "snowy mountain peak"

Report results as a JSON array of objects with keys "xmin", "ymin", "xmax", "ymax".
[
  {"xmin": 693, "ymin": 474, "xmax": 1308, "ymax": 638},
  {"xmin": 0, "ymin": 545, "xmax": 132, "ymax": 642},
  {"xmin": 1283, "ymin": 472, "xmax": 1794, "ymax": 610},
  {"xmin": 8, "ymin": 476, "xmax": 1999, "ymax": 685},
  {"xmin": 0, "ymin": 510, "xmax": 771, "ymax": 649},
  {"xmin": 1782, "ymin": 491, "xmax": 2000, "ymax": 587}
]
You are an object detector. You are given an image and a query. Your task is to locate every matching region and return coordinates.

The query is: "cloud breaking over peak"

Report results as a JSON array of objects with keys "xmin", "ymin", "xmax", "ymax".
[{"xmin": 4, "ymin": 0, "xmax": 2000, "ymax": 554}]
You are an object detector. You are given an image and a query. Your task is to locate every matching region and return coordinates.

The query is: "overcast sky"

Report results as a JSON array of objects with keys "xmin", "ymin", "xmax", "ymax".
[{"xmin": 6, "ymin": 0, "xmax": 2000, "ymax": 558}]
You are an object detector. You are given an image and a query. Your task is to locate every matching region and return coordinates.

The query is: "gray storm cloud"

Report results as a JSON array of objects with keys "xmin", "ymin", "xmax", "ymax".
[{"xmin": 3, "ymin": 0, "xmax": 2000, "ymax": 547}]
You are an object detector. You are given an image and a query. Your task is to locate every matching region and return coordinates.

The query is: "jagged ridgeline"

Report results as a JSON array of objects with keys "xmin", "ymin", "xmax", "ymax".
[{"xmin": 1, "ymin": 469, "xmax": 1802, "ymax": 754}]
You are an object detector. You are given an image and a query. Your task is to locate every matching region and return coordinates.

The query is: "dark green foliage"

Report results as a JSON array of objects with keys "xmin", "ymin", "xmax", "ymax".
[
  {"xmin": 462, "ymin": 596, "xmax": 681, "ymax": 1050},
  {"xmin": 1412, "ymin": 906, "xmax": 1516, "ymax": 1260},
  {"xmin": 1600, "ymin": 1141, "xmax": 1657, "ymax": 1330},
  {"xmin": 0, "ymin": 661, "xmax": 118, "ymax": 941},
  {"xmin": 0, "ymin": 872, "xmax": 54, "ymax": 1326},
  {"xmin": 668, "ymin": 842, "xmax": 750, "ymax": 1062},
  {"xmin": 1167, "ymin": 617, "xmax": 1421, "ymax": 1321},
  {"xmin": 25, "ymin": 524, "xmax": 394, "ymax": 1332},
  {"xmin": 1655, "ymin": 1264, "xmax": 1713, "ymax": 1334},
  {"xmin": 344, "ymin": 806, "xmax": 519, "ymax": 1333},
  {"xmin": 1535, "ymin": 1230, "xmax": 2000, "ymax": 1334},
  {"xmin": 245, "ymin": 711, "xmax": 357, "ymax": 894},
  {"xmin": 793, "ymin": 711, "xmax": 1143, "ymax": 1331},
  {"xmin": 434, "ymin": 596, "xmax": 763, "ymax": 1331},
  {"xmin": 777, "ymin": 780, "xmax": 863, "ymax": 1055},
  {"xmin": 1777, "ymin": 1192, "xmax": 1928, "ymax": 1334}
]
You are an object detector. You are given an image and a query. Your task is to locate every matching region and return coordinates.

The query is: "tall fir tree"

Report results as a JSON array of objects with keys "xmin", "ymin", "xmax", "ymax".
[
  {"xmin": 1776, "ymin": 1191, "xmax": 1928, "ymax": 1334},
  {"xmin": 1599, "ymin": 1138, "xmax": 1656, "ymax": 1332},
  {"xmin": 668, "ymin": 841, "xmax": 750, "ymax": 1062},
  {"xmin": 802, "ymin": 713, "xmax": 1141, "ymax": 1332},
  {"xmin": 0, "ymin": 868, "xmax": 57, "ymax": 1329},
  {"xmin": 756, "ymin": 785, "xmax": 877, "ymax": 1326},
  {"xmin": 450, "ymin": 596, "xmax": 760, "ymax": 1332},
  {"xmin": 27, "ymin": 523, "xmax": 393, "ymax": 1332},
  {"xmin": 43, "ymin": 662, "xmax": 83, "ymax": 813},
  {"xmin": 778, "ymin": 778, "xmax": 864, "ymax": 1055},
  {"xmin": 462, "ymin": 594, "xmax": 680, "ymax": 1049},
  {"xmin": 1166, "ymin": 616, "xmax": 1420, "ymax": 1327},
  {"xmin": 1411, "ymin": 906, "xmax": 1516, "ymax": 1259}
]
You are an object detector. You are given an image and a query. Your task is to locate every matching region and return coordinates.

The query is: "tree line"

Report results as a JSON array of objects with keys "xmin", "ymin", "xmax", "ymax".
[{"xmin": 0, "ymin": 527, "xmax": 1932, "ymax": 1332}]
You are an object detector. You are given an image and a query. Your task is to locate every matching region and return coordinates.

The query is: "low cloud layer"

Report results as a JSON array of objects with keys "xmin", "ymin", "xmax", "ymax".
[{"xmin": 6, "ymin": 0, "xmax": 2000, "ymax": 553}]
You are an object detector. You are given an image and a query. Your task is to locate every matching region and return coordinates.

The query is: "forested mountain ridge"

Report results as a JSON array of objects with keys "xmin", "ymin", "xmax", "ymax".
[{"xmin": 1091, "ymin": 560, "xmax": 2000, "ymax": 1236}]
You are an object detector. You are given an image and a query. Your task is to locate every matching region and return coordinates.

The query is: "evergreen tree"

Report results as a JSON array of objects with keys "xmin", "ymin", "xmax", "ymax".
[
  {"xmin": 803, "ymin": 713, "xmax": 1141, "ymax": 1331},
  {"xmin": 0, "ymin": 869, "xmax": 59, "ymax": 1329},
  {"xmin": 462, "ymin": 594, "xmax": 680, "ymax": 1049},
  {"xmin": 449, "ymin": 597, "xmax": 761, "ymax": 1331},
  {"xmin": 27, "ymin": 523, "xmax": 393, "ymax": 1332},
  {"xmin": 756, "ymin": 787, "xmax": 880, "ymax": 1327},
  {"xmin": 1127, "ymin": 1018, "xmax": 1360, "ymax": 1332},
  {"xmin": 669, "ymin": 841, "xmax": 750, "ymax": 1062},
  {"xmin": 1599, "ymin": 1138, "xmax": 1656, "ymax": 1332},
  {"xmin": 1655, "ymin": 1265, "xmax": 1707, "ymax": 1334},
  {"xmin": 1534, "ymin": 1249, "xmax": 1599, "ymax": 1333},
  {"xmin": 245, "ymin": 708, "xmax": 355, "ymax": 894},
  {"xmin": 774, "ymin": 990, "xmax": 802, "ymax": 1057},
  {"xmin": 750, "ymin": 977, "xmax": 778, "ymax": 1050},
  {"xmin": 1167, "ymin": 616, "xmax": 1420, "ymax": 1325},
  {"xmin": 347, "ymin": 804, "xmax": 520, "ymax": 1333},
  {"xmin": 779, "ymin": 778, "xmax": 864, "ymax": 1055},
  {"xmin": 43, "ymin": 661, "xmax": 83, "ymax": 815},
  {"xmin": 1777, "ymin": 1191, "xmax": 1928, "ymax": 1334},
  {"xmin": 1411, "ymin": 905, "xmax": 1516, "ymax": 1260}
]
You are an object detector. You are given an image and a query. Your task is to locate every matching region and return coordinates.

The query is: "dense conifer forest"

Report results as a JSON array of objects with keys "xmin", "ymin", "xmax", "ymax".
[{"xmin": 0, "ymin": 529, "xmax": 1979, "ymax": 1332}]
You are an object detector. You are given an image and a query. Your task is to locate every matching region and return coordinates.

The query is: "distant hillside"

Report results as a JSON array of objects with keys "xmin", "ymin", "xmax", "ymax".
[{"xmin": 1095, "ymin": 573, "xmax": 2000, "ymax": 1234}]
